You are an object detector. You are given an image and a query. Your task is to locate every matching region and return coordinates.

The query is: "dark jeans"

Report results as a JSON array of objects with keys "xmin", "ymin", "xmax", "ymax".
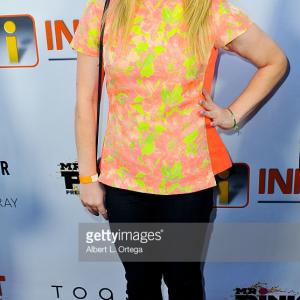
[{"xmin": 103, "ymin": 183, "xmax": 214, "ymax": 300}]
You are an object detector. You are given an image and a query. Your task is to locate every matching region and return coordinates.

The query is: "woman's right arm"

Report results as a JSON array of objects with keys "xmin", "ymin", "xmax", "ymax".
[{"xmin": 75, "ymin": 52, "xmax": 107, "ymax": 219}]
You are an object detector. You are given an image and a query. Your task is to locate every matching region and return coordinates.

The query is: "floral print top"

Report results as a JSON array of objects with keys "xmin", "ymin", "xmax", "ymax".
[{"xmin": 70, "ymin": 0, "xmax": 254, "ymax": 194}]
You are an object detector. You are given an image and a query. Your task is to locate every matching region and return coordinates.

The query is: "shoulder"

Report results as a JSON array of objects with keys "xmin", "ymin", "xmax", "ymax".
[
  {"xmin": 210, "ymin": 0, "xmax": 254, "ymax": 49},
  {"xmin": 210, "ymin": 0, "xmax": 250, "ymax": 22},
  {"xmin": 86, "ymin": 0, "xmax": 105, "ymax": 8},
  {"xmin": 82, "ymin": 0, "xmax": 105, "ymax": 16},
  {"xmin": 79, "ymin": 0, "xmax": 106, "ymax": 24},
  {"xmin": 210, "ymin": 0, "xmax": 231, "ymax": 15},
  {"xmin": 87, "ymin": 0, "xmax": 105, "ymax": 9}
]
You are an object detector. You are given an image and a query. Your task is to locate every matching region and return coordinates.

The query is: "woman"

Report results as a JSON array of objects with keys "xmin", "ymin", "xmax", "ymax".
[{"xmin": 70, "ymin": 0, "xmax": 287, "ymax": 299}]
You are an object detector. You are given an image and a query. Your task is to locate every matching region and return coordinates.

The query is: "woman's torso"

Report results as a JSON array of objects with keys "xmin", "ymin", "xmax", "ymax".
[{"xmin": 96, "ymin": 0, "xmax": 232, "ymax": 194}]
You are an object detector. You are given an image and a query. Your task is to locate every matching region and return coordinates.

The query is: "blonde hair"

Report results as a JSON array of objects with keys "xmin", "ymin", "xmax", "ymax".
[{"xmin": 101, "ymin": 0, "xmax": 213, "ymax": 64}]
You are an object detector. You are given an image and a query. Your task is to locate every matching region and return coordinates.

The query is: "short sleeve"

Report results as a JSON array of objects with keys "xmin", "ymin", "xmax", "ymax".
[
  {"xmin": 70, "ymin": 0, "xmax": 105, "ymax": 57},
  {"xmin": 212, "ymin": 0, "xmax": 254, "ymax": 49}
]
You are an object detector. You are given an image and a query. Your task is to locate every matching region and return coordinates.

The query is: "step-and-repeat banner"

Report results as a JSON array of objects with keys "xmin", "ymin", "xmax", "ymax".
[{"xmin": 0, "ymin": 0, "xmax": 299, "ymax": 299}]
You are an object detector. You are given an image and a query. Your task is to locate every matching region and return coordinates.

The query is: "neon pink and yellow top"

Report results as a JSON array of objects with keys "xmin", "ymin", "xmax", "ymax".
[{"xmin": 70, "ymin": 0, "xmax": 254, "ymax": 194}]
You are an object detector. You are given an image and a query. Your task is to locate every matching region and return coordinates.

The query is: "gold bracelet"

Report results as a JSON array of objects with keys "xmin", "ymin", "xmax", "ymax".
[
  {"xmin": 79, "ymin": 173, "xmax": 99, "ymax": 184},
  {"xmin": 226, "ymin": 107, "xmax": 240, "ymax": 134}
]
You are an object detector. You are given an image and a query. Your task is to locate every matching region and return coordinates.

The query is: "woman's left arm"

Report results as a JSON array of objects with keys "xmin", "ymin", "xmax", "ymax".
[{"xmin": 201, "ymin": 23, "xmax": 288, "ymax": 129}]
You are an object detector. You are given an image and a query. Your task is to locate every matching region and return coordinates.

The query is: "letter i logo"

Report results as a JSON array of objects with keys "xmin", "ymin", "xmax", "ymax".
[
  {"xmin": 4, "ymin": 20, "xmax": 19, "ymax": 63},
  {"xmin": 0, "ymin": 15, "xmax": 39, "ymax": 68},
  {"xmin": 216, "ymin": 163, "xmax": 250, "ymax": 208},
  {"xmin": 218, "ymin": 170, "xmax": 230, "ymax": 204}
]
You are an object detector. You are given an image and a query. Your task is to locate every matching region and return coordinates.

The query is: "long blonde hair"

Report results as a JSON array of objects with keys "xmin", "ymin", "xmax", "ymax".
[{"xmin": 101, "ymin": 0, "xmax": 213, "ymax": 64}]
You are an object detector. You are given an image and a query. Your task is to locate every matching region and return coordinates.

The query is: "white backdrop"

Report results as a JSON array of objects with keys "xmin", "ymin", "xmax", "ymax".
[{"xmin": 0, "ymin": 0, "xmax": 299, "ymax": 299}]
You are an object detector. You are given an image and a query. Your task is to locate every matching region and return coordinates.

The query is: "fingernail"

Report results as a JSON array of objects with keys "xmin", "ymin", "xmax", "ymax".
[{"xmin": 199, "ymin": 99, "xmax": 205, "ymax": 105}]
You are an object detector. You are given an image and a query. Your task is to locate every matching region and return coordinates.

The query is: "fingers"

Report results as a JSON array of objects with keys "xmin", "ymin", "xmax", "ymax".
[
  {"xmin": 86, "ymin": 206, "xmax": 99, "ymax": 216},
  {"xmin": 79, "ymin": 183, "xmax": 107, "ymax": 219},
  {"xmin": 81, "ymin": 200, "xmax": 105, "ymax": 217},
  {"xmin": 201, "ymin": 88, "xmax": 214, "ymax": 105},
  {"xmin": 199, "ymin": 89, "xmax": 215, "ymax": 113},
  {"xmin": 199, "ymin": 88, "xmax": 219, "ymax": 128},
  {"xmin": 97, "ymin": 192, "xmax": 108, "ymax": 219},
  {"xmin": 100, "ymin": 209, "xmax": 108, "ymax": 220},
  {"xmin": 210, "ymin": 120, "xmax": 217, "ymax": 127},
  {"xmin": 85, "ymin": 204, "xmax": 108, "ymax": 218},
  {"xmin": 199, "ymin": 107, "xmax": 218, "ymax": 128},
  {"xmin": 97, "ymin": 204, "xmax": 108, "ymax": 220},
  {"xmin": 199, "ymin": 109, "xmax": 216, "ymax": 119},
  {"xmin": 199, "ymin": 99, "xmax": 213, "ymax": 111}
]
